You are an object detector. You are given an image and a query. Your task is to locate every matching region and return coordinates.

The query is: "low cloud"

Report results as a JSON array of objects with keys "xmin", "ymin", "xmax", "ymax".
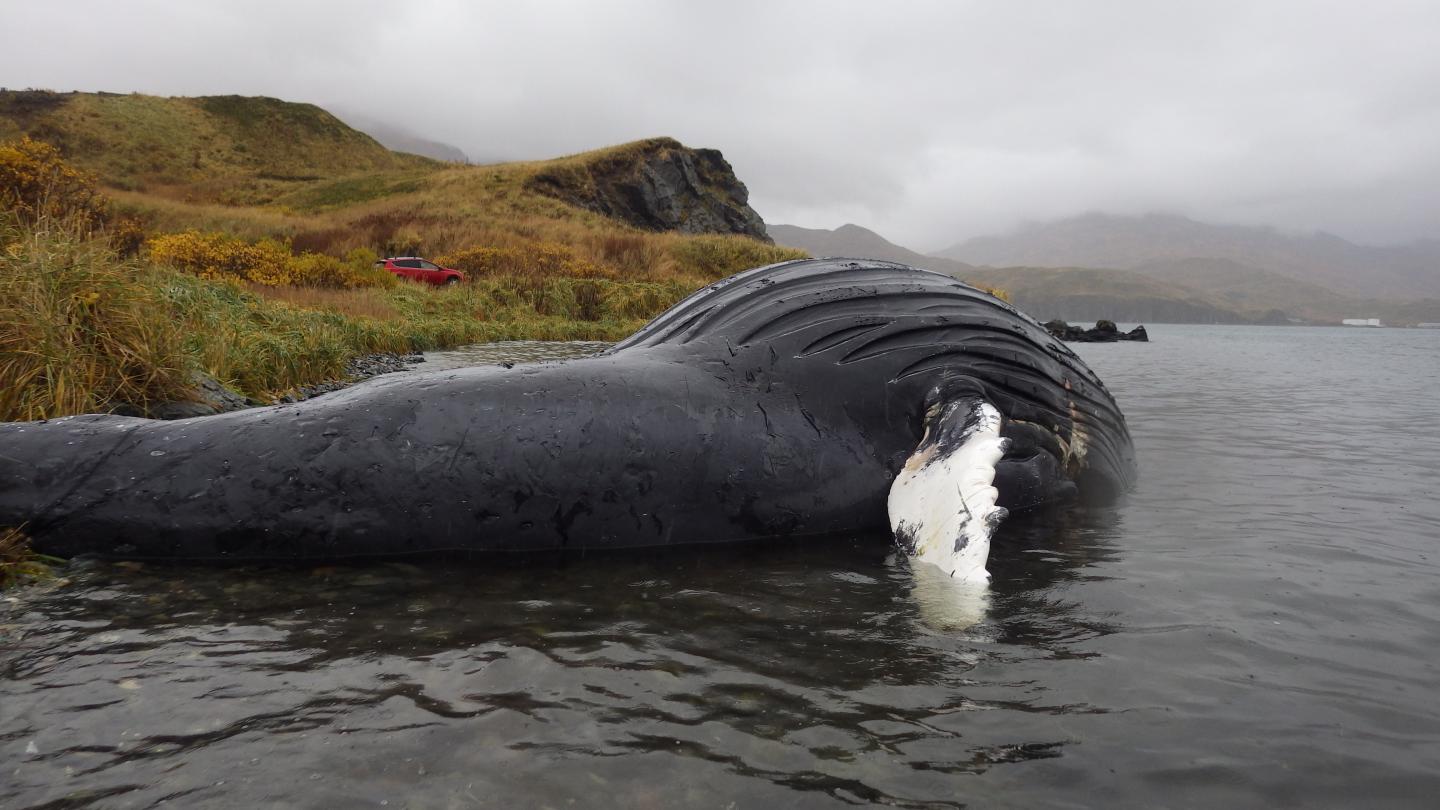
[{"xmin": 4, "ymin": 0, "xmax": 1437, "ymax": 248}]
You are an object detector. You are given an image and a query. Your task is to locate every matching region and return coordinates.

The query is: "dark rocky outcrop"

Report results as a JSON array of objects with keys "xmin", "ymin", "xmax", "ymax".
[
  {"xmin": 1044, "ymin": 319, "xmax": 1150, "ymax": 343},
  {"xmin": 527, "ymin": 137, "xmax": 770, "ymax": 241}
]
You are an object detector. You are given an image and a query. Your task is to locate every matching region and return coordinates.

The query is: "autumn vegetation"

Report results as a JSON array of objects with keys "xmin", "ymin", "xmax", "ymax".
[{"xmin": 0, "ymin": 92, "xmax": 808, "ymax": 427}]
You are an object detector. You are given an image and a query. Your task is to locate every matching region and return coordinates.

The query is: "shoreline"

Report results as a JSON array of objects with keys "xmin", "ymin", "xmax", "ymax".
[{"xmin": 146, "ymin": 351, "xmax": 427, "ymax": 420}]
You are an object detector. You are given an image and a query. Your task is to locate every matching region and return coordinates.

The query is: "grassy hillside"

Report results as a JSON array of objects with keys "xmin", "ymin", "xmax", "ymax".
[
  {"xmin": 0, "ymin": 90, "xmax": 431, "ymax": 204},
  {"xmin": 1132, "ymin": 257, "xmax": 1440, "ymax": 324},
  {"xmin": 0, "ymin": 92, "xmax": 806, "ymax": 421},
  {"xmin": 960, "ymin": 263, "xmax": 1440, "ymax": 326},
  {"xmin": 958, "ymin": 266, "xmax": 1284, "ymax": 324},
  {"xmin": 0, "ymin": 90, "xmax": 805, "ymax": 278},
  {"xmin": 1132, "ymin": 257, "xmax": 1368, "ymax": 321},
  {"xmin": 0, "ymin": 92, "xmax": 792, "ymax": 275}
]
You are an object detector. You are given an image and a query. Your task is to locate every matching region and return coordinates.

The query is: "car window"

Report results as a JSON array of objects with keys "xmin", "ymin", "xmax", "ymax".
[
  {"xmin": 395, "ymin": 260, "xmax": 421, "ymax": 269},
  {"xmin": 418, "ymin": 261, "xmax": 438, "ymax": 270}
]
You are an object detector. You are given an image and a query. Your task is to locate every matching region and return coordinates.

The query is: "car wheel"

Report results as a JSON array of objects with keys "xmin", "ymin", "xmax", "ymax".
[{"xmin": 444, "ymin": 277, "xmax": 461, "ymax": 286}]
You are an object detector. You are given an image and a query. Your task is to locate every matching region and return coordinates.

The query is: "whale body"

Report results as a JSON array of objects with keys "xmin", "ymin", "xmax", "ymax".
[{"xmin": 0, "ymin": 259, "xmax": 1135, "ymax": 579}]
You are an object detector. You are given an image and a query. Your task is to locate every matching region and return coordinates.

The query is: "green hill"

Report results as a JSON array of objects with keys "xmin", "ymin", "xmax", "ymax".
[
  {"xmin": 959, "ymin": 263, "xmax": 1440, "ymax": 326},
  {"xmin": 958, "ymin": 266, "xmax": 1278, "ymax": 324},
  {"xmin": 0, "ymin": 91, "xmax": 790, "ymax": 271},
  {"xmin": 0, "ymin": 90, "xmax": 433, "ymax": 205},
  {"xmin": 1129, "ymin": 257, "xmax": 1440, "ymax": 324}
]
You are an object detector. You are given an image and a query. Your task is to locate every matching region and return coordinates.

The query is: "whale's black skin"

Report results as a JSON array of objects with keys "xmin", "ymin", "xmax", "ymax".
[{"xmin": 0, "ymin": 259, "xmax": 1135, "ymax": 560}]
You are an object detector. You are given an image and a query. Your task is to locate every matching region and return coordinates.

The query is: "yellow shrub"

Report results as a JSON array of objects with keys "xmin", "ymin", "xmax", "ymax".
[
  {"xmin": 290, "ymin": 252, "xmax": 395, "ymax": 288},
  {"xmin": 0, "ymin": 136, "xmax": 109, "ymax": 229},
  {"xmin": 148, "ymin": 231, "xmax": 392, "ymax": 289},
  {"xmin": 976, "ymin": 284, "xmax": 1012, "ymax": 303}
]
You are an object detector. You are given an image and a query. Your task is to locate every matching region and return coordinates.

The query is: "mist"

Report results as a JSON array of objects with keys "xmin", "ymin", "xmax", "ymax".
[{"xmin": 3, "ymin": 0, "xmax": 1438, "ymax": 249}]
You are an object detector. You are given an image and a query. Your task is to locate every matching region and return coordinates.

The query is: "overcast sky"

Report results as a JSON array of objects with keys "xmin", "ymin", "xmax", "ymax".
[{"xmin": 3, "ymin": 0, "xmax": 1438, "ymax": 249}]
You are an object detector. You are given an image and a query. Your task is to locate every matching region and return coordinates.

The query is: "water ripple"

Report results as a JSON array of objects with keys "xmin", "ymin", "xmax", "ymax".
[{"xmin": 5, "ymin": 326, "xmax": 1440, "ymax": 807}]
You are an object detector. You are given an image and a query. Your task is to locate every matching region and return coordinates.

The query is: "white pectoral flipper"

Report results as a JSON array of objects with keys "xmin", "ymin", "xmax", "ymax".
[{"xmin": 888, "ymin": 394, "xmax": 1010, "ymax": 582}]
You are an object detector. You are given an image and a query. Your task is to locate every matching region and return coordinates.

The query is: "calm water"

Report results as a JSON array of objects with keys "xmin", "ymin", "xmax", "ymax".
[{"xmin": 4, "ymin": 326, "xmax": 1440, "ymax": 808}]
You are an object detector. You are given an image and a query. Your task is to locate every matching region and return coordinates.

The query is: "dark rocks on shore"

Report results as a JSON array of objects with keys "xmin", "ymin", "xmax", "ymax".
[
  {"xmin": 144, "ymin": 352, "xmax": 425, "ymax": 419},
  {"xmin": 1044, "ymin": 319, "xmax": 1150, "ymax": 343},
  {"xmin": 145, "ymin": 373, "xmax": 255, "ymax": 420}
]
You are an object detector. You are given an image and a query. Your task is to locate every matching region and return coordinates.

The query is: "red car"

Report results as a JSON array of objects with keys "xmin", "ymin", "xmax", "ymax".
[{"xmin": 375, "ymin": 257, "xmax": 465, "ymax": 286}]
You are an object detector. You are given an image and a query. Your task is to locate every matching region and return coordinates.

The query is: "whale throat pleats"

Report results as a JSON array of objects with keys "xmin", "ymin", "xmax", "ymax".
[{"xmin": 609, "ymin": 258, "xmax": 1135, "ymax": 498}]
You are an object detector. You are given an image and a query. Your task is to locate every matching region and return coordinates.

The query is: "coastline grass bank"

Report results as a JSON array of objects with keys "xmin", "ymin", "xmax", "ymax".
[
  {"xmin": 1, "ymin": 131, "xmax": 804, "ymax": 422},
  {"xmin": 1, "ymin": 218, "xmax": 802, "ymax": 421}
]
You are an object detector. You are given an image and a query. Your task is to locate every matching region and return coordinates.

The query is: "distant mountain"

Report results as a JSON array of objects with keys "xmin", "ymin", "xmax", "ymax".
[
  {"xmin": 769, "ymin": 223, "xmax": 976, "ymax": 275},
  {"xmin": 770, "ymin": 220, "xmax": 1440, "ymax": 325},
  {"xmin": 937, "ymin": 212, "xmax": 1440, "ymax": 300},
  {"xmin": 771, "ymin": 223, "xmax": 1275, "ymax": 322}
]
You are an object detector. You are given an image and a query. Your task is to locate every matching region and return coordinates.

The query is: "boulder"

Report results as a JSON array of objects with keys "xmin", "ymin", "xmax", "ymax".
[
  {"xmin": 526, "ymin": 138, "xmax": 770, "ymax": 241},
  {"xmin": 1044, "ymin": 319, "xmax": 1150, "ymax": 343},
  {"xmin": 146, "ymin": 373, "xmax": 253, "ymax": 419}
]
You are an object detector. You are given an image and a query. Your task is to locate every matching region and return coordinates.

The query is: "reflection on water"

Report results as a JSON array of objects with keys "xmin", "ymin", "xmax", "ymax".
[
  {"xmin": 907, "ymin": 565, "xmax": 993, "ymax": 633},
  {"xmin": 2, "ymin": 525, "xmax": 1113, "ymax": 809},
  {"xmin": 6, "ymin": 327, "xmax": 1440, "ymax": 808}
]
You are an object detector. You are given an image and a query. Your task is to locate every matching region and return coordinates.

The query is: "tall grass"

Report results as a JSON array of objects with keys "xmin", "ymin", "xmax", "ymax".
[
  {"xmin": 156, "ymin": 272, "xmax": 697, "ymax": 399},
  {"xmin": 0, "ymin": 212, "xmax": 709, "ymax": 418},
  {"xmin": 0, "ymin": 214, "xmax": 191, "ymax": 421}
]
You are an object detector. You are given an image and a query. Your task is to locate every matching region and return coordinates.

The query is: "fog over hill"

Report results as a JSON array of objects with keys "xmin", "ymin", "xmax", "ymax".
[
  {"xmin": 6, "ymin": 3, "xmax": 1439, "ymax": 252},
  {"xmin": 328, "ymin": 109, "xmax": 470, "ymax": 163},
  {"xmin": 938, "ymin": 213, "xmax": 1440, "ymax": 300}
]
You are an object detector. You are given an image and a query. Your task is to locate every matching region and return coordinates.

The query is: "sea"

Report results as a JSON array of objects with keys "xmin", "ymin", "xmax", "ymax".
[{"xmin": 3, "ymin": 325, "xmax": 1439, "ymax": 808}]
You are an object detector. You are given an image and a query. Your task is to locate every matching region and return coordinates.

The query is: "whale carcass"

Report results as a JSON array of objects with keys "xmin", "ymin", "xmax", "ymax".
[{"xmin": 0, "ymin": 259, "xmax": 1136, "ymax": 580}]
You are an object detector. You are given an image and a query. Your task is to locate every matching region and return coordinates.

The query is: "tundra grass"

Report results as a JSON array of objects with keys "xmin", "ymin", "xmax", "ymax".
[
  {"xmin": 0, "ymin": 216, "xmax": 193, "ymax": 421},
  {"xmin": 166, "ymin": 272, "xmax": 680, "ymax": 401},
  {"xmin": 1, "ymin": 216, "xmax": 722, "ymax": 417}
]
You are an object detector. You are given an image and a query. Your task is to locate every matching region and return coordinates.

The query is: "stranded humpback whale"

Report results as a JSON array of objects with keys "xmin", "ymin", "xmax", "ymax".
[{"xmin": 0, "ymin": 259, "xmax": 1135, "ymax": 580}]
